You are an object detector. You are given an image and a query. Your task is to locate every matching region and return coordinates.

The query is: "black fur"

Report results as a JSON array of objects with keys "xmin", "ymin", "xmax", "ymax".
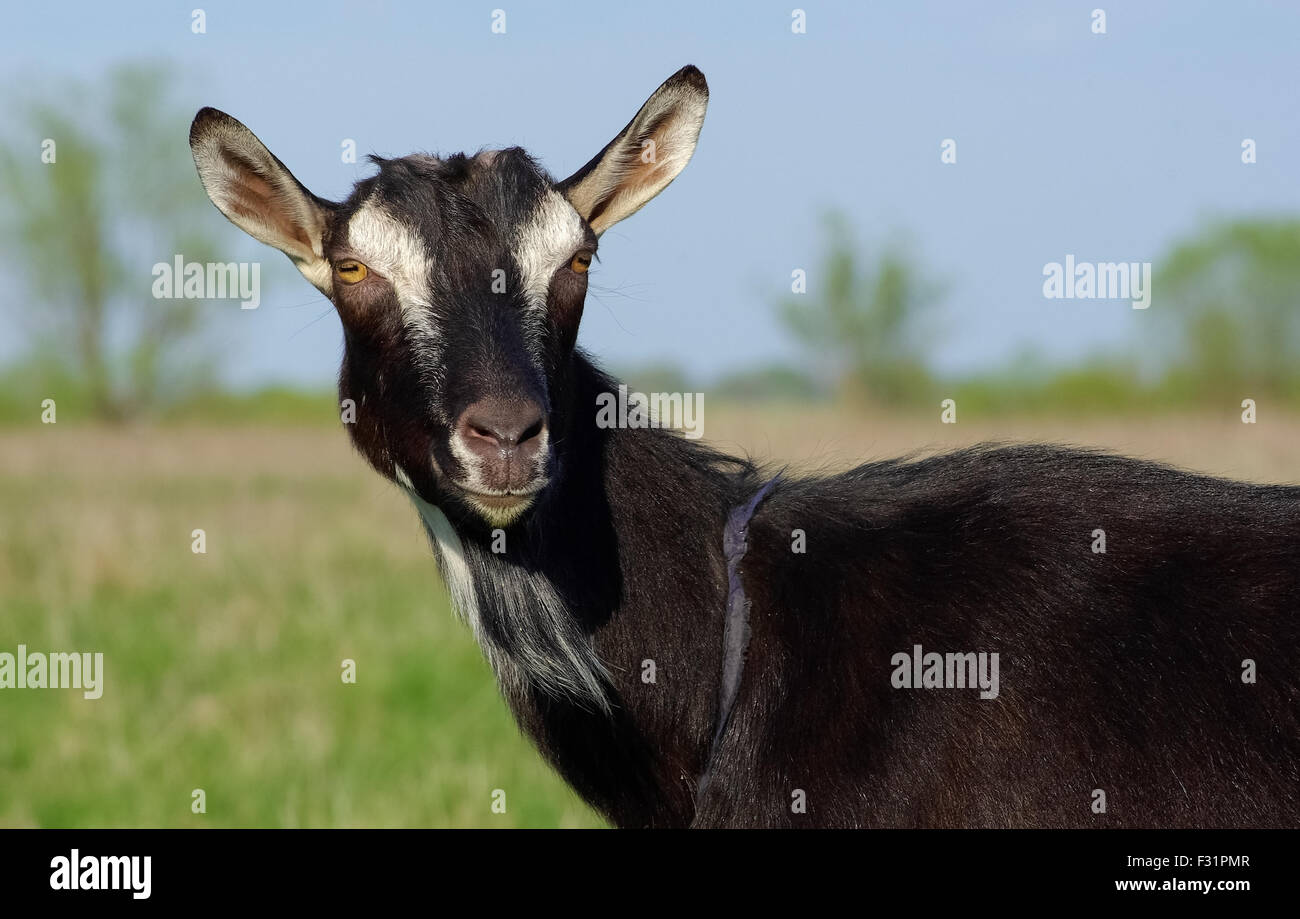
[
  {"xmin": 189, "ymin": 69, "xmax": 1300, "ymax": 828},
  {"xmin": 449, "ymin": 355, "xmax": 1300, "ymax": 827}
]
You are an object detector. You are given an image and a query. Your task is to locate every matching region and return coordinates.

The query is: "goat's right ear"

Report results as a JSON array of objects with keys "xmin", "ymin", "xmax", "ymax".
[
  {"xmin": 189, "ymin": 108, "xmax": 334, "ymax": 293},
  {"xmin": 559, "ymin": 65, "xmax": 708, "ymax": 236}
]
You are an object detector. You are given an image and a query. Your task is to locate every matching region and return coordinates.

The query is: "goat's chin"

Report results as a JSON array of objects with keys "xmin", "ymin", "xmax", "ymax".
[
  {"xmin": 465, "ymin": 494, "xmax": 535, "ymax": 528},
  {"xmin": 390, "ymin": 466, "xmax": 535, "ymax": 528},
  {"xmin": 440, "ymin": 480, "xmax": 543, "ymax": 528}
]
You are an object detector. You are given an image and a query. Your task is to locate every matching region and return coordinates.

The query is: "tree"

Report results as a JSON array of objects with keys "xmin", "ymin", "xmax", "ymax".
[
  {"xmin": 1154, "ymin": 218, "xmax": 1300, "ymax": 400},
  {"xmin": 0, "ymin": 63, "xmax": 231, "ymax": 420},
  {"xmin": 777, "ymin": 213, "xmax": 944, "ymax": 405}
]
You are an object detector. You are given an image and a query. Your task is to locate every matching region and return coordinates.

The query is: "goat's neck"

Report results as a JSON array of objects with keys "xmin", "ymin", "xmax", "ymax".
[{"xmin": 413, "ymin": 356, "xmax": 749, "ymax": 825}]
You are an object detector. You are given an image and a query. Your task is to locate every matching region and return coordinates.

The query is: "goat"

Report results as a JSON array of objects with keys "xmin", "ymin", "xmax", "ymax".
[{"xmin": 189, "ymin": 66, "xmax": 1300, "ymax": 828}]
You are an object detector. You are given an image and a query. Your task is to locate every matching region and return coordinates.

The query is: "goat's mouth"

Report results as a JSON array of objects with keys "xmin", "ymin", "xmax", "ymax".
[
  {"xmin": 467, "ymin": 489, "xmax": 533, "ymax": 509},
  {"xmin": 448, "ymin": 480, "xmax": 546, "ymax": 526}
]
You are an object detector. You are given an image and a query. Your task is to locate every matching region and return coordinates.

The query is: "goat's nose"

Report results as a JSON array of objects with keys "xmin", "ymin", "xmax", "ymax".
[{"xmin": 455, "ymin": 397, "xmax": 547, "ymax": 485}]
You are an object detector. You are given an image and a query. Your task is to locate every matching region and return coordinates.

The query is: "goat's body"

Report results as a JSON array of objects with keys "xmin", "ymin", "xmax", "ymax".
[
  {"xmin": 432, "ymin": 357, "xmax": 1300, "ymax": 828},
  {"xmin": 189, "ymin": 72, "xmax": 1299, "ymax": 828}
]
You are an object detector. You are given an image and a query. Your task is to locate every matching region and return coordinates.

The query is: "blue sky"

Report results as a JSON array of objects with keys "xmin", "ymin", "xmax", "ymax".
[{"xmin": 5, "ymin": 1, "xmax": 1299, "ymax": 387}]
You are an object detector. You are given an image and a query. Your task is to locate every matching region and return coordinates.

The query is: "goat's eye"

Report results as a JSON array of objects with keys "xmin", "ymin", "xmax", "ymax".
[
  {"xmin": 570, "ymin": 252, "xmax": 592, "ymax": 274},
  {"xmin": 336, "ymin": 260, "xmax": 369, "ymax": 284}
]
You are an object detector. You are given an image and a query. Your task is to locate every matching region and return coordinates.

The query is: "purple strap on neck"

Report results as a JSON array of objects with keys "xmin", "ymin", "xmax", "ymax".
[{"xmin": 695, "ymin": 472, "xmax": 784, "ymax": 810}]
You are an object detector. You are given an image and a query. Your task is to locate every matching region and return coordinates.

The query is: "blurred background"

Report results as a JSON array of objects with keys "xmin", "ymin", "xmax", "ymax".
[{"xmin": 2, "ymin": 1, "xmax": 1299, "ymax": 827}]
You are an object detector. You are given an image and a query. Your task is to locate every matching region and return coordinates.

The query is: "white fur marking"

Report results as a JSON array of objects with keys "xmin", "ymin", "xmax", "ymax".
[
  {"xmin": 397, "ymin": 466, "xmax": 609, "ymax": 712},
  {"xmin": 512, "ymin": 191, "xmax": 585, "ymax": 311},
  {"xmin": 402, "ymin": 475, "xmax": 484, "ymax": 642},
  {"xmin": 347, "ymin": 201, "xmax": 438, "ymax": 342}
]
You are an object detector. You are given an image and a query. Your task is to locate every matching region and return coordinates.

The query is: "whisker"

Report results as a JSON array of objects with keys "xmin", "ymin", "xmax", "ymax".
[
  {"xmin": 288, "ymin": 306, "xmax": 337, "ymax": 341},
  {"xmin": 586, "ymin": 289, "xmax": 633, "ymax": 335},
  {"xmin": 274, "ymin": 295, "xmax": 334, "ymax": 311}
]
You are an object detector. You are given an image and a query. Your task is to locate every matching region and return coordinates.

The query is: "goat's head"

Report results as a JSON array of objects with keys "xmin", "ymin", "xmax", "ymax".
[{"xmin": 190, "ymin": 66, "xmax": 707, "ymax": 528}]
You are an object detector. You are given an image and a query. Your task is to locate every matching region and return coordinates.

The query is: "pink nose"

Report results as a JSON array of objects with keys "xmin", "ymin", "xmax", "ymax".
[{"xmin": 454, "ymin": 397, "xmax": 547, "ymax": 491}]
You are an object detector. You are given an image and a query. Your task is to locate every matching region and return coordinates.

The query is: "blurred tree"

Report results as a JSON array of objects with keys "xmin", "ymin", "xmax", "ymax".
[
  {"xmin": 712, "ymin": 363, "xmax": 824, "ymax": 402},
  {"xmin": 616, "ymin": 361, "xmax": 697, "ymax": 398},
  {"xmin": 0, "ymin": 63, "xmax": 227, "ymax": 420},
  {"xmin": 776, "ymin": 213, "xmax": 944, "ymax": 405},
  {"xmin": 1155, "ymin": 219, "xmax": 1300, "ymax": 400}
]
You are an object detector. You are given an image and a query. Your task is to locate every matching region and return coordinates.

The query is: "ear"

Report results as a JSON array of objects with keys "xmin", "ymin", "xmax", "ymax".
[
  {"xmin": 559, "ymin": 65, "xmax": 708, "ymax": 236},
  {"xmin": 189, "ymin": 108, "xmax": 334, "ymax": 293}
]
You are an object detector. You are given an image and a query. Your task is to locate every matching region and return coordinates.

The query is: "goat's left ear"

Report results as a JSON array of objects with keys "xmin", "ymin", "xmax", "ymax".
[{"xmin": 559, "ymin": 65, "xmax": 708, "ymax": 236}]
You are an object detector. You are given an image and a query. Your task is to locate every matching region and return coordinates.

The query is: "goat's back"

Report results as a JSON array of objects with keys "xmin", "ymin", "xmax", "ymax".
[{"xmin": 701, "ymin": 445, "xmax": 1300, "ymax": 827}]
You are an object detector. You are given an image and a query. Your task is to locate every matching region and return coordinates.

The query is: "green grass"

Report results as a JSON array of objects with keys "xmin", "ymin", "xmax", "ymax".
[
  {"xmin": 0, "ymin": 427, "xmax": 604, "ymax": 827},
  {"xmin": 5, "ymin": 410, "xmax": 1297, "ymax": 828}
]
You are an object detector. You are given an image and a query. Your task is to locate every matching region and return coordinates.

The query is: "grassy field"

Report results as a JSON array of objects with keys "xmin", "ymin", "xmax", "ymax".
[{"xmin": 2, "ymin": 406, "xmax": 1298, "ymax": 827}]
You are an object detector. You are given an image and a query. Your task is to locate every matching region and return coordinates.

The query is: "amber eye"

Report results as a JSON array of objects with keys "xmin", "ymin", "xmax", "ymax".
[
  {"xmin": 336, "ymin": 260, "xmax": 369, "ymax": 284},
  {"xmin": 570, "ymin": 252, "xmax": 592, "ymax": 274}
]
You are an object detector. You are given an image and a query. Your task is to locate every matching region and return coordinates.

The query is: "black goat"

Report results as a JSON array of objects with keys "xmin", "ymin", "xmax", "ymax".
[{"xmin": 190, "ymin": 66, "xmax": 1300, "ymax": 827}]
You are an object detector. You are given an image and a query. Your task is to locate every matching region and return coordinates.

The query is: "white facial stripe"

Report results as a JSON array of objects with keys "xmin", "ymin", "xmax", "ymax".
[
  {"xmin": 512, "ymin": 190, "xmax": 585, "ymax": 311},
  {"xmin": 347, "ymin": 200, "xmax": 437, "ymax": 339}
]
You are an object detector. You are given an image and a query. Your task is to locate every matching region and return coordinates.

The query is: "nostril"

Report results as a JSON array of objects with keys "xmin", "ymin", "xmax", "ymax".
[
  {"xmin": 463, "ymin": 420, "xmax": 508, "ymax": 450},
  {"xmin": 458, "ymin": 399, "xmax": 547, "ymax": 452},
  {"xmin": 518, "ymin": 416, "xmax": 545, "ymax": 446}
]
